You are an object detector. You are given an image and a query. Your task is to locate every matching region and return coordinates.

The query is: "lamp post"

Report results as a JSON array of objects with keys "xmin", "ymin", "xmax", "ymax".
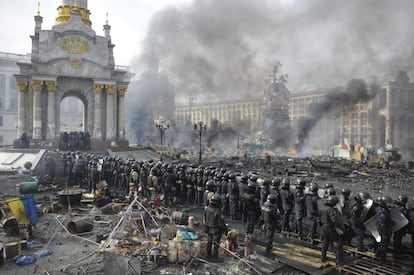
[
  {"xmin": 194, "ymin": 121, "xmax": 207, "ymax": 165},
  {"xmin": 155, "ymin": 116, "xmax": 170, "ymax": 146}
]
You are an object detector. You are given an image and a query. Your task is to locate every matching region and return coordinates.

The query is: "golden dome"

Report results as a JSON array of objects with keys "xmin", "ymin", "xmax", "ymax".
[{"xmin": 55, "ymin": 4, "xmax": 92, "ymax": 27}]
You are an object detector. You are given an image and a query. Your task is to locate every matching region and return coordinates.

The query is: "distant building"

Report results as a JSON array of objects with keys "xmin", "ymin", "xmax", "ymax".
[
  {"xmin": 0, "ymin": 52, "xmax": 28, "ymax": 145},
  {"xmin": 175, "ymin": 97, "xmax": 263, "ymax": 132},
  {"xmin": 289, "ymin": 71, "xmax": 414, "ymax": 151}
]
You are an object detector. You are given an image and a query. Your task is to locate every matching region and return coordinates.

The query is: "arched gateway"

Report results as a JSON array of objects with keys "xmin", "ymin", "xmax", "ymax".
[{"xmin": 14, "ymin": 0, "xmax": 131, "ymax": 147}]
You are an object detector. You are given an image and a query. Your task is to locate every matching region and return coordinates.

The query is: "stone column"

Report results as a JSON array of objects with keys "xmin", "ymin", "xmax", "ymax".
[
  {"xmin": 106, "ymin": 85, "xmax": 116, "ymax": 140},
  {"xmin": 31, "ymin": 80, "xmax": 43, "ymax": 139},
  {"xmin": 16, "ymin": 81, "xmax": 29, "ymax": 137},
  {"xmin": 93, "ymin": 84, "xmax": 103, "ymax": 139},
  {"xmin": 45, "ymin": 81, "xmax": 57, "ymax": 139},
  {"xmin": 117, "ymin": 87, "xmax": 127, "ymax": 140}
]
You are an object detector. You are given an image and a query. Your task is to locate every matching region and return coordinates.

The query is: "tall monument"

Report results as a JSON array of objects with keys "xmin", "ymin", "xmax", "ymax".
[{"xmin": 14, "ymin": 0, "xmax": 131, "ymax": 147}]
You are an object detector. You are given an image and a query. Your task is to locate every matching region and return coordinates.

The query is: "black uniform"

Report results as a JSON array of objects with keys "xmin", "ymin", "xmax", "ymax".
[
  {"xmin": 375, "ymin": 205, "xmax": 393, "ymax": 263},
  {"xmin": 228, "ymin": 178, "xmax": 240, "ymax": 220},
  {"xmin": 280, "ymin": 187, "xmax": 294, "ymax": 232},
  {"xmin": 294, "ymin": 187, "xmax": 306, "ymax": 236},
  {"xmin": 243, "ymin": 189, "xmax": 260, "ymax": 235},
  {"xmin": 262, "ymin": 200, "xmax": 280, "ymax": 253},
  {"xmin": 320, "ymin": 200, "xmax": 344, "ymax": 264},
  {"xmin": 305, "ymin": 192, "xmax": 320, "ymax": 239},
  {"xmin": 393, "ymin": 202, "xmax": 409, "ymax": 257},
  {"xmin": 204, "ymin": 200, "xmax": 226, "ymax": 258},
  {"xmin": 347, "ymin": 197, "xmax": 366, "ymax": 250}
]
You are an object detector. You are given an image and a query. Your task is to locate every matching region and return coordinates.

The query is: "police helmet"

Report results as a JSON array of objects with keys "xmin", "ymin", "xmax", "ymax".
[
  {"xmin": 309, "ymin": 182, "xmax": 319, "ymax": 192},
  {"xmin": 341, "ymin": 188, "xmax": 351, "ymax": 198},
  {"xmin": 249, "ymin": 174, "xmax": 258, "ymax": 183},
  {"xmin": 282, "ymin": 177, "xmax": 290, "ymax": 188},
  {"xmin": 375, "ymin": 196, "xmax": 393, "ymax": 208},
  {"xmin": 325, "ymin": 182, "xmax": 334, "ymax": 189},
  {"xmin": 247, "ymin": 181, "xmax": 256, "ymax": 191},
  {"xmin": 210, "ymin": 194, "xmax": 222, "ymax": 207},
  {"xmin": 266, "ymin": 194, "xmax": 277, "ymax": 204},
  {"xmin": 326, "ymin": 195, "xmax": 339, "ymax": 206},
  {"xmin": 228, "ymin": 173, "xmax": 236, "ymax": 180},
  {"xmin": 206, "ymin": 180, "xmax": 216, "ymax": 191},
  {"xmin": 396, "ymin": 194, "xmax": 408, "ymax": 205},
  {"xmin": 241, "ymin": 174, "xmax": 249, "ymax": 184},
  {"xmin": 271, "ymin": 177, "xmax": 281, "ymax": 187},
  {"xmin": 357, "ymin": 191, "xmax": 370, "ymax": 202},
  {"xmin": 296, "ymin": 178, "xmax": 306, "ymax": 189},
  {"xmin": 326, "ymin": 187, "xmax": 337, "ymax": 196}
]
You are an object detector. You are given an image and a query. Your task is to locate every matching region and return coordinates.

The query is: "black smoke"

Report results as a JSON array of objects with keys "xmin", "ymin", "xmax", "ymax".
[
  {"xmin": 296, "ymin": 79, "xmax": 374, "ymax": 144},
  {"xmin": 133, "ymin": 0, "xmax": 414, "ymax": 104}
]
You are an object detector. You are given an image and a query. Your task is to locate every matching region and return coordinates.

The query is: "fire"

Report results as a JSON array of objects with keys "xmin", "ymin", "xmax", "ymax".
[
  {"xmin": 206, "ymin": 144, "xmax": 214, "ymax": 153},
  {"xmin": 290, "ymin": 144, "xmax": 298, "ymax": 155}
]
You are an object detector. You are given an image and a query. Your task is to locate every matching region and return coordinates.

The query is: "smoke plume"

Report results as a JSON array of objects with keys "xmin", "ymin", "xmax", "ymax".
[
  {"xmin": 133, "ymin": 0, "xmax": 414, "ymax": 104},
  {"xmin": 296, "ymin": 79, "xmax": 374, "ymax": 144}
]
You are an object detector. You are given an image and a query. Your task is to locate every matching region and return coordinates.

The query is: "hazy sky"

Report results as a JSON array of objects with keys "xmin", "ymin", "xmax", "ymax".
[
  {"xmin": 0, "ymin": 0, "xmax": 191, "ymax": 66},
  {"xmin": 1, "ymin": 0, "xmax": 413, "ymax": 96}
]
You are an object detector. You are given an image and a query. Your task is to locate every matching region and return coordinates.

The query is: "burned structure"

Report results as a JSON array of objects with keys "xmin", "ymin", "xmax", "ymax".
[
  {"xmin": 13, "ymin": 0, "xmax": 131, "ymax": 146},
  {"xmin": 289, "ymin": 71, "xmax": 414, "ymax": 152}
]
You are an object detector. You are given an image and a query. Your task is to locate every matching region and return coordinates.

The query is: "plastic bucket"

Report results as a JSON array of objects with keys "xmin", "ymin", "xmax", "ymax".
[{"xmin": 67, "ymin": 220, "xmax": 93, "ymax": 234}]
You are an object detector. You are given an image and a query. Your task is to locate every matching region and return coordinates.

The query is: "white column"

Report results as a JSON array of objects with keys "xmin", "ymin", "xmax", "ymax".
[
  {"xmin": 106, "ymin": 85, "xmax": 116, "ymax": 140},
  {"xmin": 93, "ymin": 84, "xmax": 103, "ymax": 139},
  {"xmin": 31, "ymin": 80, "xmax": 43, "ymax": 139},
  {"xmin": 117, "ymin": 87, "xmax": 127, "ymax": 139},
  {"xmin": 46, "ymin": 81, "xmax": 57, "ymax": 139},
  {"xmin": 16, "ymin": 81, "xmax": 29, "ymax": 137}
]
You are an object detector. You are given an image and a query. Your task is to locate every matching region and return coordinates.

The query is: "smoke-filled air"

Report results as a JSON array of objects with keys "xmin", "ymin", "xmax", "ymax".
[
  {"xmin": 125, "ymin": 0, "xmax": 414, "ymax": 151},
  {"xmin": 132, "ymin": 0, "xmax": 414, "ymax": 102}
]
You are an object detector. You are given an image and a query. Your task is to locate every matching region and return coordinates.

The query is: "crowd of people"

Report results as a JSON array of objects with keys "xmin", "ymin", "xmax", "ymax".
[
  {"xmin": 58, "ymin": 151, "xmax": 414, "ymax": 264},
  {"xmin": 59, "ymin": 132, "xmax": 91, "ymax": 151}
]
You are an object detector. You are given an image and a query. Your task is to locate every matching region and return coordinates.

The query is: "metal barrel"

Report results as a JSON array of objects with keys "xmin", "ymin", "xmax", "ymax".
[{"xmin": 67, "ymin": 220, "xmax": 94, "ymax": 234}]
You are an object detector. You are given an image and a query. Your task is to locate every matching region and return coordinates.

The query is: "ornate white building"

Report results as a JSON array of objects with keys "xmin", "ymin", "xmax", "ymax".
[{"xmin": 14, "ymin": 0, "xmax": 131, "ymax": 147}]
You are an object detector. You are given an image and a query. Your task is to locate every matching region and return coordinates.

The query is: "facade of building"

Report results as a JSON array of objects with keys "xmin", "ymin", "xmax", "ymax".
[
  {"xmin": 14, "ymin": 0, "xmax": 131, "ymax": 144},
  {"xmin": 0, "ymin": 52, "xmax": 29, "ymax": 145},
  {"xmin": 289, "ymin": 71, "xmax": 414, "ymax": 151},
  {"xmin": 175, "ymin": 97, "xmax": 263, "ymax": 132}
]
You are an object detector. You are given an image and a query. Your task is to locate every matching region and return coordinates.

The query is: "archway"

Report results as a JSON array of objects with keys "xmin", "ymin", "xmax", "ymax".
[{"xmin": 59, "ymin": 90, "xmax": 88, "ymax": 133}]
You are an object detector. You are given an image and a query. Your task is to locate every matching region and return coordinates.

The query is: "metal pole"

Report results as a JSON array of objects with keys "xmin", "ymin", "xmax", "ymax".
[
  {"xmin": 160, "ymin": 127, "xmax": 163, "ymax": 146},
  {"xmin": 199, "ymin": 127, "xmax": 202, "ymax": 164}
]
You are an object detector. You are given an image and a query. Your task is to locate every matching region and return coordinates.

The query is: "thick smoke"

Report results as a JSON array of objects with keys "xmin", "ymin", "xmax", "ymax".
[
  {"xmin": 133, "ymin": 0, "xmax": 414, "ymax": 104},
  {"xmin": 296, "ymin": 79, "xmax": 374, "ymax": 144}
]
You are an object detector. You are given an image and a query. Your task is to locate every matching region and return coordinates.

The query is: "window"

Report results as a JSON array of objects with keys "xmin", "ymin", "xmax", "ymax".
[
  {"xmin": 0, "ymin": 135, "xmax": 3, "ymax": 144},
  {"xmin": 0, "ymin": 115, "xmax": 3, "ymax": 126}
]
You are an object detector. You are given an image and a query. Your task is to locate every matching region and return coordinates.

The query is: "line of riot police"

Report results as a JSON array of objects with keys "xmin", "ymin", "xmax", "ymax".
[{"xmin": 57, "ymin": 152, "xmax": 414, "ymax": 264}]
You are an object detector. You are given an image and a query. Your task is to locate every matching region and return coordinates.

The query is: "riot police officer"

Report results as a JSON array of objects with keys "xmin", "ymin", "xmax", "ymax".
[
  {"xmin": 243, "ymin": 181, "xmax": 260, "ymax": 235},
  {"xmin": 163, "ymin": 164, "xmax": 176, "ymax": 206},
  {"xmin": 204, "ymin": 194, "xmax": 227, "ymax": 259},
  {"xmin": 347, "ymin": 191, "xmax": 369, "ymax": 251},
  {"xmin": 320, "ymin": 195, "xmax": 344, "ymax": 264},
  {"xmin": 280, "ymin": 177, "xmax": 294, "ymax": 232},
  {"xmin": 262, "ymin": 194, "xmax": 280, "ymax": 254},
  {"xmin": 305, "ymin": 182, "xmax": 320, "ymax": 240},
  {"xmin": 228, "ymin": 172, "xmax": 240, "ymax": 220},
  {"xmin": 294, "ymin": 178, "xmax": 306, "ymax": 237},
  {"xmin": 269, "ymin": 177, "xmax": 283, "ymax": 213},
  {"xmin": 374, "ymin": 196, "xmax": 393, "ymax": 264},
  {"xmin": 393, "ymin": 195, "xmax": 409, "ymax": 257},
  {"xmin": 239, "ymin": 174, "xmax": 249, "ymax": 222}
]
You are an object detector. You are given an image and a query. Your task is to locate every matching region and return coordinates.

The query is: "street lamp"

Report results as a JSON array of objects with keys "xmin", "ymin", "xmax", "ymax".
[
  {"xmin": 155, "ymin": 116, "xmax": 170, "ymax": 146},
  {"xmin": 194, "ymin": 121, "xmax": 207, "ymax": 165}
]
